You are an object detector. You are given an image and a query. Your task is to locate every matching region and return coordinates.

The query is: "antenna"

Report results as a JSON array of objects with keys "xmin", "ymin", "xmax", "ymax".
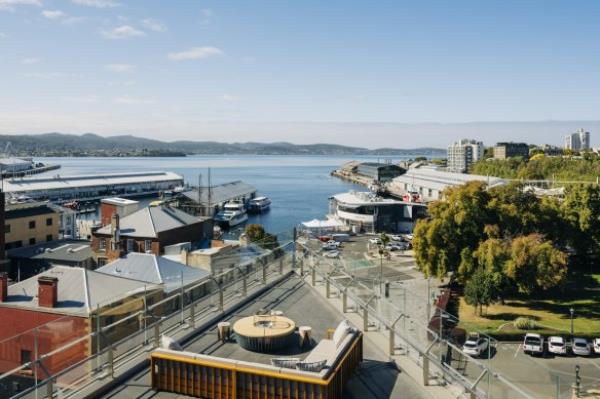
[{"xmin": 207, "ymin": 167, "xmax": 212, "ymax": 217}]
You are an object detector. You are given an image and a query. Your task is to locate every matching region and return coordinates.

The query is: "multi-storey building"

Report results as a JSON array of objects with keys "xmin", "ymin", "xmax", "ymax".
[
  {"xmin": 493, "ymin": 142, "xmax": 530, "ymax": 160},
  {"xmin": 447, "ymin": 139, "xmax": 484, "ymax": 172},
  {"xmin": 564, "ymin": 128, "xmax": 591, "ymax": 151},
  {"xmin": 4, "ymin": 202, "xmax": 60, "ymax": 250}
]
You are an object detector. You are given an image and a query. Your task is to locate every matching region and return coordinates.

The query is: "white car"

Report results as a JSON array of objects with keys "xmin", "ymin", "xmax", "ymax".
[
  {"xmin": 369, "ymin": 238, "xmax": 382, "ymax": 245},
  {"xmin": 523, "ymin": 333, "xmax": 544, "ymax": 356},
  {"xmin": 390, "ymin": 235, "xmax": 404, "ymax": 242},
  {"xmin": 404, "ymin": 234, "xmax": 414, "ymax": 241},
  {"xmin": 572, "ymin": 338, "xmax": 592, "ymax": 356},
  {"xmin": 547, "ymin": 336, "xmax": 567, "ymax": 355},
  {"xmin": 593, "ymin": 338, "xmax": 600, "ymax": 355},
  {"xmin": 322, "ymin": 243, "xmax": 338, "ymax": 251},
  {"xmin": 326, "ymin": 240, "xmax": 341, "ymax": 247},
  {"xmin": 462, "ymin": 336, "xmax": 489, "ymax": 357}
]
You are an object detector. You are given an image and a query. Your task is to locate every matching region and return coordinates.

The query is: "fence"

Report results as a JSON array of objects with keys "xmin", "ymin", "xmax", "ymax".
[{"xmin": 0, "ymin": 231, "xmax": 296, "ymax": 399}]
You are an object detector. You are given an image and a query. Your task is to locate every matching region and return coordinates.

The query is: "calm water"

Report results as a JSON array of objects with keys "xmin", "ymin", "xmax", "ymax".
[{"xmin": 38, "ymin": 155, "xmax": 424, "ymax": 235}]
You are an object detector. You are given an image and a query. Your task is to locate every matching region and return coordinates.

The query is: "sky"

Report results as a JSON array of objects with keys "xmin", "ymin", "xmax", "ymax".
[{"xmin": 1, "ymin": 0, "xmax": 600, "ymax": 148}]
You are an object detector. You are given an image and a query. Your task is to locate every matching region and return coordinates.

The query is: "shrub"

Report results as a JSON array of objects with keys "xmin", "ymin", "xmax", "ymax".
[{"xmin": 514, "ymin": 317, "xmax": 537, "ymax": 330}]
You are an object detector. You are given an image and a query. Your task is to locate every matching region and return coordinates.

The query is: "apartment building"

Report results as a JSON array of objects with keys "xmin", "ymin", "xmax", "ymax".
[
  {"xmin": 447, "ymin": 139, "xmax": 484, "ymax": 172},
  {"xmin": 4, "ymin": 202, "xmax": 60, "ymax": 250}
]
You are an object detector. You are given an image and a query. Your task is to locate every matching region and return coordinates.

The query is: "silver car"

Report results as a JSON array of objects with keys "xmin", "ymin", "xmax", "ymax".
[{"xmin": 572, "ymin": 338, "xmax": 592, "ymax": 356}]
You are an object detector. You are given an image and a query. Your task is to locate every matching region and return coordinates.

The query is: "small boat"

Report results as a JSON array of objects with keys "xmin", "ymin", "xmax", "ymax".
[
  {"xmin": 247, "ymin": 196, "xmax": 271, "ymax": 213},
  {"xmin": 214, "ymin": 201, "xmax": 248, "ymax": 228}
]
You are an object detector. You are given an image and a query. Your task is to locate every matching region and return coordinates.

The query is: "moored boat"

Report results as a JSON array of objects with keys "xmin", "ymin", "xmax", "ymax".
[{"xmin": 247, "ymin": 196, "xmax": 271, "ymax": 213}]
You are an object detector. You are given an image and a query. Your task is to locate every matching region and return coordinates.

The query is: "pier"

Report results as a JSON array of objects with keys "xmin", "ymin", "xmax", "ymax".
[{"xmin": 2, "ymin": 171, "xmax": 184, "ymax": 202}]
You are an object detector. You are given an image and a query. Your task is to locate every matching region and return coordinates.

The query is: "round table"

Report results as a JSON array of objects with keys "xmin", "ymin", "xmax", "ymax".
[{"xmin": 233, "ymin": 315, "xmax": 296, "ymax": 352}]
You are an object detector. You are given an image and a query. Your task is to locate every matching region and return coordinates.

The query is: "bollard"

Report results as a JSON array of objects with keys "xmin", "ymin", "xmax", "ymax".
[
  {"xmin": 389, "ymin": 327, "xmax": 395, "ymax": 355},
  {"xmin": 384, "ymin": 281, "xmax": 390, "ymax": 298},
  {"xmin": 422, "ymin": 355, "xmax": 430, "ymax": 386},
  {"xmin": 154, "ymin": 323, "xmax": 160, "ymax": 348},
  {"xmin": 363, "ymin": 307, "xmax": 368, "ymax": 331},
  {"xmin": 342, "ymin": 291, "xmax": 347, "ymax": 313}
]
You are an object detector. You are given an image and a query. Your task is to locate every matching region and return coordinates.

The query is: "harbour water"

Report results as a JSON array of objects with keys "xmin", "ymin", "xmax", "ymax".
[{"xmin": 38, "ymin": 155, "xmax": 429, "ymax": 236}]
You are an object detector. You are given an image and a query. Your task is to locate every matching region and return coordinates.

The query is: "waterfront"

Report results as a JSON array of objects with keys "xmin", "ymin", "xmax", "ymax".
[{"xmin": 36, "ymin": 155, "xmax": 428, "ymax": 235}]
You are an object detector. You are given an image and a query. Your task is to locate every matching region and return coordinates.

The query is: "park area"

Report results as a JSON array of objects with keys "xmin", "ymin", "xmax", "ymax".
[{"xmin": 458, "ymin": 272, "xmax": 600, "ymax": 340}]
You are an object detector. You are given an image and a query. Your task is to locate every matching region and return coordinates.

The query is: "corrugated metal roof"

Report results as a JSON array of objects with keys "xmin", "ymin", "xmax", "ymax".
[
  {"xmin": 2, "ymin": 265, "xmax": 149, "ymax": 316},
  {"xmin": 7, "ymin": 239, "xmax": 94, "ymax": 263},
  {"xmin": 96, "ymin": 205, "xmax": 208, "ymax": 238},
  {"xmin": 3, "ymin": 171, "xmax": 183, "ymax": 193},
  {"xmin": 96, "ymin": 253, "xmax": 209, "ymax": 293},
  {"xmin": 181, "ymin": 181, "xmax": 256, "ymax": 205},
  {"xmin": 390, "ymin": 168, "xmax": 506, "ymax": 192}
]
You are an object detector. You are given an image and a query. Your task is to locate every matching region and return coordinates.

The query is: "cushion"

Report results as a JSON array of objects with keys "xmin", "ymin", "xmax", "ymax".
[
  {"xmin": 296, "ymin": 360, "xmax": 327, "ymax": 372},
  {"xmin": 303, "ymin": 339, "xmax": 336, "ymax": 363},
  {"xmin": 271, "ymin": 357, "xmax": 301, "ymax": 369},
  {"xmin": 332, "ymin": 320, "xmax": 351, "ymax": 347}
]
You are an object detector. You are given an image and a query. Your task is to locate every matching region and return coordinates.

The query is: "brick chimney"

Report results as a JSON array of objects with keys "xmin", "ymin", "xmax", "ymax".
[
  {"xmin": 111, "ymin": 213, "xmax": 121, "ymax": 250},
  {"xmin": 0, "ymin": 272, "xmax": 7, "ymax": 302},
  {"xmin": 38, "ymin": 276, "xmax": 58, "ymax": 308}
]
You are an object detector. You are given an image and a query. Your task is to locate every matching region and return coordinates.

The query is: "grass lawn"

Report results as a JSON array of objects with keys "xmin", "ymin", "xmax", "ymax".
[{"xmin": 458, "ymin": 272, "xmax": 600, "ymax": 339}]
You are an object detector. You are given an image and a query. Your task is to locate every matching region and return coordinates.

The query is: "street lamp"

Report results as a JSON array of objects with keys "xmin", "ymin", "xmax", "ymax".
[{"xmin": 570, "ymin": 307, "xmax": 575, "ymax": 339}]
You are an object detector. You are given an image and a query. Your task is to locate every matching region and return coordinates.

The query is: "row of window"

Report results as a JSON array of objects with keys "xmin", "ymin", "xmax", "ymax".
[
  {"xmin": 5, "ymin": 218, "xmax": 54, "ymax": 233},
  {"xmin": 98, "ymin": 238, "xmax": 153, "ymax": 252},
  {"xmin": 5, "ymin": 235, "xmax": 54, "ymax": 249}
]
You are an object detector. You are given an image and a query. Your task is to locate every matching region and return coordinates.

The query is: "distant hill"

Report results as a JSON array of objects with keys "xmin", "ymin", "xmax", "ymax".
[{"xmin": 0, "ymin": 133, "xmax": 446, "ymax": 157}]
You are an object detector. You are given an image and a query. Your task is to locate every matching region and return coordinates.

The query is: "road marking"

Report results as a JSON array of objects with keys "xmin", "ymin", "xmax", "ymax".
[
  {"xmin": 582, "ymin": 357, "xmax": 600, "ymax": 371},
  {"xmin": 514, "ymin": 344, "xmax": 522, "ymax": 358}
]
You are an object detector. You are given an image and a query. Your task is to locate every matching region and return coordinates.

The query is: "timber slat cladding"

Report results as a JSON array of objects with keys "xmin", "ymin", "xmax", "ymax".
[{"xmin": 151, "ymin": 332, "xmax": 362, "ymax": 399}]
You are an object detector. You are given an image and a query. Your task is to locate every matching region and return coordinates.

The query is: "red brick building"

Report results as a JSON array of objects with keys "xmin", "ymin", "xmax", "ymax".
[
  {"xmin": 0, "ymin": 267, "xmax": 150, "ymax": 396},
  {"xmin": 91, "ymin": 204, "xmax": 213, "ymax": 265}
]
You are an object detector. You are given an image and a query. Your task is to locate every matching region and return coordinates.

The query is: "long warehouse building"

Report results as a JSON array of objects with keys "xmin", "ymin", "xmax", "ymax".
[{"xmin": 3, "ymin": 171, "xmax": 184, "ymax": 202}]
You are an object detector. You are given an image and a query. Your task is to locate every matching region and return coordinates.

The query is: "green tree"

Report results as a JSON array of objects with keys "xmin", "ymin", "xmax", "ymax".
[
  {"xmin": 472, "ymin": 236, "xmax": 511, "ymax": 302},
  {"xmin": 504, "ymin": 234, "xmax": 568, "ymax": 294},
  {"xmin": 560, "ymin": 185, "xmax": 600, "ymax": 266},
  {"xmin": 245, "ymin": 224, "xmax": 266, "ymax": 242},
  {"xmin": 464, "ymin": 267, "xmax": 493, "ymax": 316}
]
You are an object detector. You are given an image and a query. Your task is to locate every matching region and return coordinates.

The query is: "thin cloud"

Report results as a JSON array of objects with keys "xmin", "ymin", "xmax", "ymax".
[
  {"xmin": 141, "ymin": 18, "xmax": 166, "ymax": 32},
  {"xmin": 105, "ymin": 63, "xmax": 136, "ymax": 73},
  {"xmin": 41, "ymin": 9, "xmax": 65, "ymax": 19},
  {"xmin": 63, "ymin": 95, "xmax": 98, "ymax": 103},
  {"xmin": 0, "ymin": 32, "xmax": 7, "ymax": 38},
  {"xmin": 24, "ymin": 72, "xmax": 80, "ymax": 79},
  {"xmin": 101, "ymin": 25, "xmax": 145, "ymax": 39},
  {"xmin": 0, "ymin": 0, "xmax": 41, "ymax": 11},
  {"xmin": 22, "ymin": 57, "xmax": 40, "ymax": 65},
  {"xmin": 168, "ymin": 46, "xmax": 222, "ymax": 61},
  {"xmin": 220, "ymin": 94, "xmax": 240, "ymax": 102},
  {"xmin": 114, "ymin": 95, "xmax": 156, "ymax": 105},
  {"xmin": 71, "ymin": 0, "xmax": 120, "ymax": 8}
]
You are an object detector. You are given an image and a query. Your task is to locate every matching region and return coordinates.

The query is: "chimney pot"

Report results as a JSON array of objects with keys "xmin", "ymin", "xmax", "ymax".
[
  {"xmin": 0, "ymin": 272, "xmax": 7, "ymax": 302},
  {"xmin": 38, "ymin": 276, "xmax": 58, "ymax": 308}
]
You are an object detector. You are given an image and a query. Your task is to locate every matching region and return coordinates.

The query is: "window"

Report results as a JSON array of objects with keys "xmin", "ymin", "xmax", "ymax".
[
  {"xmin": 127, "ymin": 239, "xmax": 134, "ymax": 252},
  {"xmin": 29, "ymin": 238, "xmax": 36, "ymax": 245},
  {"xmin": 144, "ymin": 240, "xmax": 152, "ymax": 252},
  {"xmin": 4, "ymin": 224, "xmax": 10, "ymax": 233},
  {"xmin": 20, "ymin": 350, "xmax": 32, "ymax": 369},
  {"xmin": 99, "ymin": 238, "xmax": 106, "ymax": 251},
  {"xmin": 46, "ymin": 218, "xmax": 53, "ymax": 226},
  {"xmin": 46, "ymin": 234, "xmax": 53, "ymax": 242},
  {"xmin": 28, "ymin": 220, "xmax": 35, "ymax": 229}
]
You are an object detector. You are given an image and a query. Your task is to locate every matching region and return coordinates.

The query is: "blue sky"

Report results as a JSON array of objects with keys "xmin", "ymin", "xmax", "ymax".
[{"xmin": 1, "ymin": 0, "xmax": 600, "ymax": 147}]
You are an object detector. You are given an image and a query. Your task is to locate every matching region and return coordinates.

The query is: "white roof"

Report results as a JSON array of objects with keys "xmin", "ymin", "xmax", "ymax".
[
  {"xmin": 1, "ymin": 265, "xmax": 150, "ymax": 316},
  {"xmin": 332, "ymin": 191, "xmax": 405, "ymax": 206},
  {"xmin": 101, "ymin": 197, "xmax": 139, "ymax": 206},
  {"xmin": 302, "ymin": 219, "xmax": 344, "ymax": 228},
  {"xmin": 96, "ymin": 253, "xmax": 209, "ymax": 293},
  {"xmin": 391, "ymin": 168, "xmax": 505, "ymax": 192},
  {"xmin": 3, "ymin": 171, "xmax": 183, "ymax": 193}
]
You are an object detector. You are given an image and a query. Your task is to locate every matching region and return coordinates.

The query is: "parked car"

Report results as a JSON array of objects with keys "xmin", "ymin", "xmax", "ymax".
[
  {"xmin": 547, "ymin": 336, "xmax": 567, "ymax": 355},
  {"xmin": 462, "ymin": 336, "xmax": 490, "ymax": 357},
  {"xmin": 331, "ymin": 233, "xmax": 350, "ymax": 242},
  {"xmin": 326, "ymin": 240, "xmax": 341, "ymax": 247},
  {"xmin": 572, "ymin": 338, "xmax": 592, "ymax": 356},
  {"xmin": 390, "ymin": 235, "xmax": 404, "ymax": 242},
  {"xmin": 323, "ymin": 251, "xmax": 339, "ymax": 259},
  {"xmin": 322, "ymin": 243, "xmax": 339, "ymax": 251},
  {"xmin": 593, "ymin": 338, "xmax": 600, "ymax": 355},
  {"xmin": 403, "ymin": 234, "xmax": 414, "ymax": 241},
  {"xmin": 369, "ymin": 238, "xmax": 382, "ymax": 245},
  {"xmin": 523, "ymin": 333, "xmax": 545, "ymax": 356},
  {"xmin": 318, "ymin": 235, "xmax": 332, "ymax": 242}
]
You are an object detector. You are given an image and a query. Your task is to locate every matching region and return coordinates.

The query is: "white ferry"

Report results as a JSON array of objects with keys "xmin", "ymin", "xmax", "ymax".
[
  {"xmin": 247, "ymin": 196, "xmax": 271, "ymax": 213},
  {"xmin": 214, "ymin": 201, "xmax": 248, "ymax": 227}
]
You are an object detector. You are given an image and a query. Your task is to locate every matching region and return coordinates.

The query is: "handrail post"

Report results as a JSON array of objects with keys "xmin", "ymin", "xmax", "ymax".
[
  {"xmin": 154, "ymin": 323, "xmax": 160, "ymax": 348},
  {"xmin": 363, "ymin": 306, "xmax": 368, "ymax": 331},
  {"xmin": 189, "ymin": 301, "xmax": 195, "ymax": 329},
  {"xmin": 325, "ymin": 278, "xmax": 330, "ymax": 298},
  {"xmin": 242, "ymin": 274, "xmax": 247, "ymax": 296},
  {"xmin": 389, "ymin": 327, "xmax": 395, "ymax": 356},
  {"xmin": 107, "ymin": 345, "xmax": 114, "ymax": 379},
  {"xmin": 262, "ymin": 261, "xmax": 267, "ymax": 284},
  {"xmin": 46, "ymin": 378, "xmax": 54, "ymax": 398},
  {"xmin": 279, "ymin": 258, "xmax": 283, "ymax": 274},
  {"xmin": 218, "ymin": 288, "xmax": 224, "ymax": 312},
  {"xmin": 342, "ymin": 290, "xmax": 347, "ymax": 313},
  {"xmin": 422, "ymin": 355, "xmax": 430, "ymax": 386},
  {"xmin": 311, "ymin": 267, "xmax": 316, "ymax": 286}
]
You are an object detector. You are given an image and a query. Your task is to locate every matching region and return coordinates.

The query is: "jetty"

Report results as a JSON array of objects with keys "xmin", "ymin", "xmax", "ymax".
[{"xmin": 3, "ymin": 171, "xmax": 183, "ymax": 202}]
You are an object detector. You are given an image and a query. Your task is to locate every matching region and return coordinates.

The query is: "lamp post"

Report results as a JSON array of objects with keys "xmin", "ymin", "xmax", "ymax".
[{"xmin": 570, "ymin": 307, "xmax": 574, "ymax": 340}]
